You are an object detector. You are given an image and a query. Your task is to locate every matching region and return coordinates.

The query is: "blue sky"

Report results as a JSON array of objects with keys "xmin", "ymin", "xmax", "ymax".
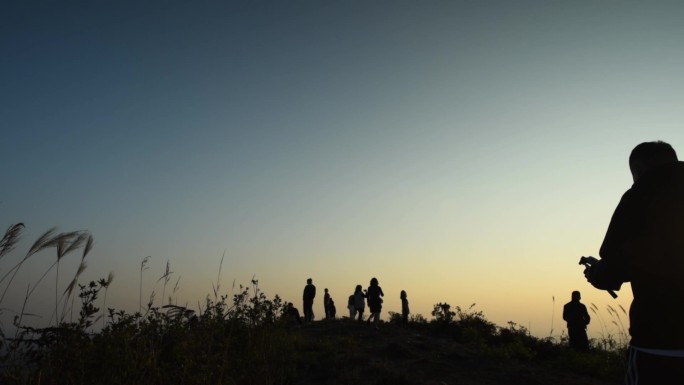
[{"xmin": 2, "ymin": 1, "xmax": 684, "ymax": 337}]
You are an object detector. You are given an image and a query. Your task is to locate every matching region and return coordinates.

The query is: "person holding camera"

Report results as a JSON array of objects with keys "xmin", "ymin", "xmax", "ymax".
[{"xmin": 584, "ymin": 141, "xmax": 684, "ymax": 384}]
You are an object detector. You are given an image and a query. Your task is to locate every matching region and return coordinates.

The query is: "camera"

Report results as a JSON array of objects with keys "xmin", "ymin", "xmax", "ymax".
[
  {"xmin": 579, "ymin": 256, "xmax": 618, "ymax": 299},
  {"xmin": 578, "ymin": 256, "xmax": 599, "ymax": 267}
]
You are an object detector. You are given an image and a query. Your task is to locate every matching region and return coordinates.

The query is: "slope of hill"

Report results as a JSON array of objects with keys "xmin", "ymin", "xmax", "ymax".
[{"xmin": 286, "ymin": 320, "xmax": 622, "ymax": 385}]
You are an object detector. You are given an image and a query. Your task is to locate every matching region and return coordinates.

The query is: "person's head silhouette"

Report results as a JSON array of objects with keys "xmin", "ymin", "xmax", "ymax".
[
  {"xmin": 572, "ymin": 290, "xmax": 581, "ymax": 301},
  {"xmin": 629, "ymin": 141, "xmax": 678, "ymax": 182}
]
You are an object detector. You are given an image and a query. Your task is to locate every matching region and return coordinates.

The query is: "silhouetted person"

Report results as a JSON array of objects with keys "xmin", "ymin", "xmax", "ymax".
[
  {"xmin": 302, "ymin": 278, "xmax": 316, "ymax": 323},
  {"xmin": 285, "ymin": 302, "xmax": 302, "ymax": 325},
  {"xmin": 563, "ymin": 291, "xmax": 590, "ymax": 351},
  {"xmin": 348, "ymin": 294, "xmax": 356, "ymax": 320},
  {"xmin": 584, "ymin": 141, "xmax": 684, "ymax": 384},
  {"xmin": 353, "ymin": 285, "xmax": 366, "ymax": 322},
  {"xmin": 400, "ymin": 290, "xmax": 410, "ymax": 327},
  {"xmin": 366, "ymin": 277, "xmax": 384, "ymax": 329},
  {"xmin": 329, "ymin": 298, "xmax": 336, "ymax": 319},
  {"xmin": 324, "ymin": 288, "xmax": 331, "ymax": 320}
]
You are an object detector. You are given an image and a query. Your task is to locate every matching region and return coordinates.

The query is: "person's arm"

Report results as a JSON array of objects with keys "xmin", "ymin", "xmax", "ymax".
[
  {"xmin": 586, "ymin": 190, "xmax": 642, "ymax": 291},
  {"xmin": 583, "ymin": 305, "xmax": 591, "ymax": 325}
]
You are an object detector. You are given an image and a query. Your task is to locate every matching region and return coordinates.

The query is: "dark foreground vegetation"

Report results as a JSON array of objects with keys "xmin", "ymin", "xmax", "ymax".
[
  {"xmin": 0, "ymin": 224, "xmax": 626, "ymax": 385},
  {"xmin": 0, "ymin": 281, "xmax": 625, "ymax": 385}
]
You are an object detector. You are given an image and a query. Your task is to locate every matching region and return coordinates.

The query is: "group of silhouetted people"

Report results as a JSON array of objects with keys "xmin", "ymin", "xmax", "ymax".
[
  {"xmin": 288, "ymin": 277, "xmax": 409, "ymax": 330},
  {"xmin": 346, "ymin": 278, "xmax": 386, "ymax": 329}
]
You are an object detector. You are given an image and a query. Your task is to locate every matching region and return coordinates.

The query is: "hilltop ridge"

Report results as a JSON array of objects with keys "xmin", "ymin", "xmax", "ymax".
[{"xmin": 287, "ymin": 319, "xmax": 621, "ymax": 385}]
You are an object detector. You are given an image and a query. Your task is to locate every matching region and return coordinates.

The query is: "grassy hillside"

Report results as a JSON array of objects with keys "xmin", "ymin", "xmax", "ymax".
[
  {"xmin": 0, "ymin": 281, "xmax": 624, "ymax": 385},
  {"xmin": 0, "ymin": 225, "xmax": 625, "ymax": 384}
]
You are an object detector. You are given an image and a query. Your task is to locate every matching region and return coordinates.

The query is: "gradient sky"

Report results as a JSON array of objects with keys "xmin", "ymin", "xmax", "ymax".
[{"xmin": 3, "ymin": 1, "xmax": 684, "ymax": 339}]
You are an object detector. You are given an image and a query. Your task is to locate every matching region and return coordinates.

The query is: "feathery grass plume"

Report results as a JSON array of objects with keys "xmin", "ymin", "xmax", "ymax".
[
  {"xmin": 82, "ymin": 234, "xmax": 94, "ymax": 260},
  {"xmin": 589, "ymin": 302, "xmax": 609, "ymax": 343},
  {"xmin": 146, "ymin": 291, "xmax": 156, "ymax": 314},
  {"xmin": 158, "ymin": 260, "xmax": 173, "ymax": 306},
  {"xmin": 140, "ymin": 256, "xmax": 150, "ymax": 313},
  {"xmin": 18, "ymin": 231, "xmax": 91, "ymax": 324},
  {"xmin": 27, "ymin": 227, "xmax": 57, "ymax": 256},
  {"xmin": 0, "ymin": 227, "xmax": 57, "ymax": 304},
  {"xmin": 162, "ymin": 304, "xmax": 194, "ymax": 320},
  {"xmin": 49, "ymin": 231, "xmax": 89, "ymax": 324},
  {"xmin": 61, "ymin": 231, "xmax": 89, "ymax": 257},
  {"xmin": 212, "ymin": 251, "xmax": 225, "ymax": 301},
  {"xmin": 0, "ymin": 223, "xmax": 24, "ymax": 260}
]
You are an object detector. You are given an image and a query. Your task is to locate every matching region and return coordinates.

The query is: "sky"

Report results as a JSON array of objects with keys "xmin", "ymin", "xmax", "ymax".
[{"xmin": 2, "ymin": 0, "xmax": 684, "ymax": 339}]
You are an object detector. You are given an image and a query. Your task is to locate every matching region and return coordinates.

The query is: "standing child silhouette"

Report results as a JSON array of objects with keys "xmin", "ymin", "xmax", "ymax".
[{"xmin": 400, "ymin": 290, "xmax": 409, "ymax": 327}]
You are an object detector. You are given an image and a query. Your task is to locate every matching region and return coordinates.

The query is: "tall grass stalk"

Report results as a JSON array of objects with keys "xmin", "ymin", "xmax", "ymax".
[
  {"xmin": 172, "ymin": 275, "xmax": 181, "ymax": 305},
  {"xmin": 589, "ymin": 303, "xmax": 608, "ymax": 340},
  {"xmin": 550, "ymin": 295, "xmax": 555, "ymax": 337},
  {"xmin": 158, "ymin": 260, "xmax": 172, "ymax": 306},
  {"xmin": 140, "ymin": 256, "xmax": 150, "ymax": 313},
  {"xmin": 212, "ymin": 251, "xmax": 225, "ymax": 302},
  {"xmin": 61, "ymin": 261, "xmax": 88, "ymax": 322}
]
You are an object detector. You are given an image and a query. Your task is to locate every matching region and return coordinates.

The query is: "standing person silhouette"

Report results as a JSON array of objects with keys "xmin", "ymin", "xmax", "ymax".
[
  {"xmin": 584, "ymin": 141, "xmax": 684, "ymax": 384},
  {"xmin": 302, "ymin": 278, "xmax": 316, "ymax": 323},
  {"xmin": 563, "ymin": 291, "xmax": 590, "ymax": 351},
  {"xmin": 348, "ymin": 293, "xmax": 356, "ymax": 320},
  {"xmin": 323, "ymin": 288, "xmax": 331, "ymax": 320},
  {"xmin": 353, "ymin": 285, "xmax": 366, "ymax": 322},
  {"xmin": 328, "ymin": 297, "xmax": 336, "ymax": 319},
  {"xmin": 366, "ymin": 277, "xmax": 384, "ymax": 329},
  {"xmin": 400, "ymin": 290, "xmax": 410, "ymax": 327}
]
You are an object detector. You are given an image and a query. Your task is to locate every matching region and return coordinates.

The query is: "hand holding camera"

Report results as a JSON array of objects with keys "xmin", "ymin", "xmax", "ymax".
[{"xmin": 579, "ymin": 256, "xmax": 618, "ymax": 299}]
